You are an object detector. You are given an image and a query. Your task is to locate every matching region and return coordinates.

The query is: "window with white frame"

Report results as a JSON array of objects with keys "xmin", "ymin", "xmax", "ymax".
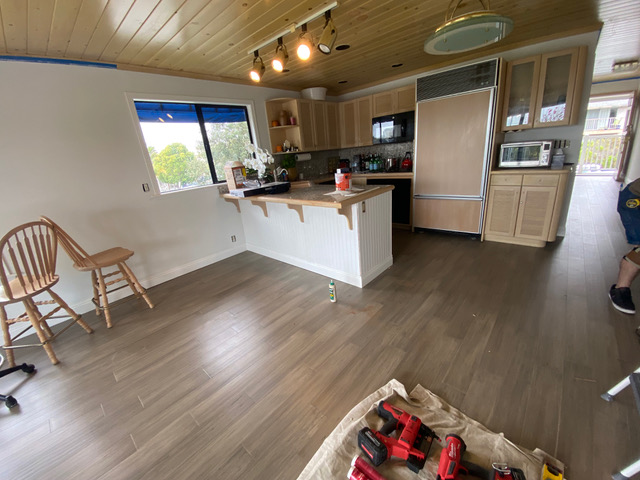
[{"xmin": 133, "ymin": 101, "xmax": 254, "ymax": 194}]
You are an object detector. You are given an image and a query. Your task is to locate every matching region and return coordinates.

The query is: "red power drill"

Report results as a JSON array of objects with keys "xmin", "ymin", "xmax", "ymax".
[
  {"xmin": 436, "ymin": 434, "xmax": 526, "ymax": 480},
  {"xmin": 357, "ymin": 401, "xmax": 439, "ymax": 473}
]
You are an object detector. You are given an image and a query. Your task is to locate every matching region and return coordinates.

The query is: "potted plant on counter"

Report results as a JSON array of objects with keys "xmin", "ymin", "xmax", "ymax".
[
  {"xmin": 281, "ymin": 153, "xmax": 297, "ymax": 181},
  {"xmin": 244, "ymin": 143, "xmax": 275, "ymax": 185}
]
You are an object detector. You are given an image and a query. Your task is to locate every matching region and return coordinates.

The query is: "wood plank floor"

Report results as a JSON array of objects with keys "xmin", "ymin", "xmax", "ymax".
[{"xmin": 1, "ymin": 175, "xmax": 639, "ymax": 480}]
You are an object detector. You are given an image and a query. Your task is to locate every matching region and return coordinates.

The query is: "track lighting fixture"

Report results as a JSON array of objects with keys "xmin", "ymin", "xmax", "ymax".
[
  {"xmin": 272, "ymin": 37, "xmax": 289, "ymax": 72},
  {"xmin": 246, "ymin": 2, "xmax": 338, "ymax": 79},
  {"xmin": 318, "ymin": 11, "xmax": 337, "ymax": 55},
  {"xmin": 297, "ymin": 24, "xmax": 313, "ymax": 61},
  {"xmin": 249, "ymin": 50, "xmax": 265, "ymax": 82}
]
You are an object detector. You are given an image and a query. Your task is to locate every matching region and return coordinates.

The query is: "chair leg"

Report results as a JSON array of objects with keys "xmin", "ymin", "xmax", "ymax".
[
  {"xmin": 91, "ymin": 270, "xmax": 102, "ymax": 317},
  {"xmin": 0, "ymin": 306, "xmax": 16, "ymax": 368},
  {"xmin": 120, "ymin": 261, "xmax": 154, "ymax": 309},
  {"xmin": 46, "ymin": 289, "xmax": 94, "ymax": 335},
  {"xmin": 30, "ymin": 302, "xmax": 54, "ymax": 338},
  {"xmin": 95, "ymin": 269, "xmax": 113, "ymax": 328},
  {"xmin": 117, "ymin": 263, "xmax": 141, "ymax": 300},
  {"xmin": 23, "ymin": 299, "xmax": 59, "ymax": 365}
]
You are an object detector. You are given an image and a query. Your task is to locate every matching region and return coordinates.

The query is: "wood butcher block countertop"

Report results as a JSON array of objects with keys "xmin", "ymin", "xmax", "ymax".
[{"xmin": 222, "ymin": 184, "xmax": 394, "ymax": 210}]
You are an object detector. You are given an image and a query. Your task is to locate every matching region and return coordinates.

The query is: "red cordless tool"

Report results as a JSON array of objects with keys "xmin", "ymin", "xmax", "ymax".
[
  {"xmin": 490, "ymin": 463, "xmax": 526, "ymax": 480},
  {"xmin": 436, "ymin": 434, "xmax": 526, "ymax": 480},
  {"xmin": 437, "ymin": 434, "xmax": 468, "ymax": 480},
  {"xmin": 357, "ymin": 401, "xmax": 438, "ymax": 473}
]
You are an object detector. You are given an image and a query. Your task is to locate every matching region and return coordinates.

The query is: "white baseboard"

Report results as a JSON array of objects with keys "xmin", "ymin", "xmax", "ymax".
[
  {"xmin": 247, "ymin": 243, "xmax": 392, "ymax": 288},
  {"xmin": 361, "ymin": 257, "xmax": 393, "ymax": 287},
  {"xmin": 8, "ymin": 244, "xmax": 247, "ymax": 337}
]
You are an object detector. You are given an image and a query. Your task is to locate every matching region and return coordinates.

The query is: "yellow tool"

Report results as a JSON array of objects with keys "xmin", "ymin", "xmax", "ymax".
[{"xmin": 542, "ymin": 463, "xmax": 563, "ymax": 480}]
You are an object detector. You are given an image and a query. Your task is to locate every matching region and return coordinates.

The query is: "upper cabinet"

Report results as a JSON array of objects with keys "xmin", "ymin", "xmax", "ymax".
[
  {"xmin": 266, "ymin": 98, "xmax": 340, "ymax": 154},
  {"xmin": 325, "ymin": 102, "xmax": 340, "ymax": 150},
  {"xmin": 372, "ymin": 85, "xmax": 416, "ymax": 117},
  {"xmin": 501, "ymin": 46, "xmax": 587, "ymax": 131},
  {"xmin": 340, "ymin": 95, "xmax": 372, "ymax": 148}
]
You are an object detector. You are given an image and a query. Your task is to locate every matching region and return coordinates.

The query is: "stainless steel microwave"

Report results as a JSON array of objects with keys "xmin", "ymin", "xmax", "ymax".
[{"xmin": 498, "ymin": 141, "xmax": 553, "ymax": 168}]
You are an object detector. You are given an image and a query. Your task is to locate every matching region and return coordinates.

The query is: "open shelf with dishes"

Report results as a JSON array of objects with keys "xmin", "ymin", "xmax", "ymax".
[{"xmin": 265, "ymin": 98, "xmax": 303, "ymax": 154}]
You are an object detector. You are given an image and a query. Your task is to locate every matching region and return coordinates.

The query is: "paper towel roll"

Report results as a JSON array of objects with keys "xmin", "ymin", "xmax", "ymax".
[{"xmin": 295, "ymin": 153, "xmax": 312, "ymax": 162}]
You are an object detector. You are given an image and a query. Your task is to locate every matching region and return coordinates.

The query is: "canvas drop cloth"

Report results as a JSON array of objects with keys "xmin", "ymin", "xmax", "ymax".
[{"xmin": 297, "ymin": 379, "xmax": 562, "ymax": 480}]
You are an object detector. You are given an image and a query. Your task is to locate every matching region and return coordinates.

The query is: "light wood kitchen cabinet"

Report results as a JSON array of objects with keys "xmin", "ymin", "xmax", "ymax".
[
  {"xmin": 484, "ymin": 169, "xmax": 570, "ymax": 247},
  {"xmin": 356, "ymin": 95, "xmax": 372, "ymax": 146},
  {"xmin": 297, "ymin": 99, "xmax": 315, "ymax": 151},
  {"xmin": 372, "ymin": 90, "xmax": 394, "ymax": 117},
  {"xmin": 302, "ymin": 99, "xmax": 329, "ymax": 151},
  {"xmin": 396, "ymin": 85, "xmax": 416, "ymax": 113},
  {"xmin": 339, "ymin": 100, "xmax": 358, "ymax": 148},
  {"xmin": 339, "ymin": 96, "xmax": 372, "ymax": 148},
  {"xmin": 325, "ymin": 101, "xmax": 340, "ymax": 149},
  {"xmin": 372, "ymin": 85, "xmax": 416, "ymax": 117},
  {"xmin": 501, "ymin": 46, "xmax": 587, "ymax": 131},
  {"xmin": 266, "ymin": 98, "xmax": 340, "ymax": 153}
]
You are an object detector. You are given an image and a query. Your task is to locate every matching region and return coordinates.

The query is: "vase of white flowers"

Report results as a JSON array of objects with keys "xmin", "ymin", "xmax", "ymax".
[{"xmin": 244, "ymin": 143, "xmax": 275, "ymax": 186}]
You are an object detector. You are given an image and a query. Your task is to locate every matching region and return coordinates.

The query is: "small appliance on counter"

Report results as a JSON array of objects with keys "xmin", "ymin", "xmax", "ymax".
[
  {"xmin": 230, "ymin": 181, "xmax": 290, "ymax": 197},
  {"xmin": 498, "ymin": 141, "xmax": 553, "ymax": 168},
  {"xmin": 385, "ymin": 157, "xmax": 399, "ymax": 172},
  {"xmin": 401, "ymin": 152, "xmax": 413, "ymax": 171}
]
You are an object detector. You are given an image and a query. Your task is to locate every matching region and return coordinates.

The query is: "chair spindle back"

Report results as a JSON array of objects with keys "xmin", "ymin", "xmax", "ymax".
[
  {"xmin": 0, "ymin": 221, "xmax": 58, "ymax": 301},
  {"xmin": 40, "ymin": 216, "xmax": 96, "ymax": 269}
]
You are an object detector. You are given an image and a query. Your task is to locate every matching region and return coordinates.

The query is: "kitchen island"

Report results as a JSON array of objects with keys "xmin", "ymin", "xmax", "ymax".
[{"xmin": 221, "ymin": 184, "xmax": 394, "ymax": 287}]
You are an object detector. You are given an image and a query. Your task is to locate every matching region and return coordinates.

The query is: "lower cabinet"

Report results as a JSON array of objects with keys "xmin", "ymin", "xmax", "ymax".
[{"xmin": 484, "ymin": 169, "xmax": 570, "ymax": 247}]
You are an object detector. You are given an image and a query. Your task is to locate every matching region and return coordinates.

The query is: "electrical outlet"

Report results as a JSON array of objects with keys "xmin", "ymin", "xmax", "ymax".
[
  {"xmin": 231, "ymin": 235, "xmax": 236, "ymax": 242},
  {"xmin": 142, "ymin": 183, "xmax": 150, "ymax": 192}
]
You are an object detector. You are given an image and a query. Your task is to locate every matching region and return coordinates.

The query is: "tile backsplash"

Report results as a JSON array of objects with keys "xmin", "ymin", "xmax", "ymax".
[{"xmin": 274, "ymin": 142, "xmax": 414, "ymax": 179}]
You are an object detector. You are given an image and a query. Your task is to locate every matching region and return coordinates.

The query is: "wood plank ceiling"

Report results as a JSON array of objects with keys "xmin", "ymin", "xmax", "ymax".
[{"xmin": 0, "ymin": 0, "xmax": 636, "ymax": 95}]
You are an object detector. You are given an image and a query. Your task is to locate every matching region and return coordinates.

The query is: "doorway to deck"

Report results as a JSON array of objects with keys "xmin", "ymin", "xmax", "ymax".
[{"xmin": 577, "ymin": 92, "xmax": 636, "ymax": 179}]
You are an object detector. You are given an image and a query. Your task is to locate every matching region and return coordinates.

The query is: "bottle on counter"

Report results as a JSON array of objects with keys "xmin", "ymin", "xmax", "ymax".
[{"xmin": 329, "ymin": 279, "xmax": 337, "ymax": 302}]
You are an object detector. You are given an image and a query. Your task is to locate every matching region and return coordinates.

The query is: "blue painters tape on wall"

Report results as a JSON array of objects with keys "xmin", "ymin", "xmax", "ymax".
[{"xmin": 0, "ymin": 56, "xmax": 117, "ymax": 69}]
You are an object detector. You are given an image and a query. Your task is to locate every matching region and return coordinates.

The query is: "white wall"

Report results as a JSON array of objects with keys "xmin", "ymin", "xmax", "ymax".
[{"xmin": 0, "ymin": 60, "xmax": 294, "ymax": 322}]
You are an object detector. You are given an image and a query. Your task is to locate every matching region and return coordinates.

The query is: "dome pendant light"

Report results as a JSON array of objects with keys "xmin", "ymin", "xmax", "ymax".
[
  {"xmin": 249, "ymin": 50, "xmax": 265, "ymax": 82},
  {"xmin": 424, "ymin": 0, "xmax": 513, "ymax": 55},
  {"xmin": 297, "ymin": 24, "xmax": 313, "ymax": 61},
  {"xmin": 318, "ymin": 11, "xmax": 337, "ymax": 55},
  {"xmin": 272, "ymin": 37, "xmax": 289, "ymax": 72}
]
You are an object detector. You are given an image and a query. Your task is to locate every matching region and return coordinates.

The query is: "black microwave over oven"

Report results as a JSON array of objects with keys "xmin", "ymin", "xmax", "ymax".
[{"xmin": 372, "ymin": 111, "xmax": 415, "ymax": 144}]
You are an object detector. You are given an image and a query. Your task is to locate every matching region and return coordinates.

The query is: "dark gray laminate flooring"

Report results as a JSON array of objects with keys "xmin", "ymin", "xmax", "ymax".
[{"xmin": 1, "ymin": 175, "xmax": 638, "ymax": 479}]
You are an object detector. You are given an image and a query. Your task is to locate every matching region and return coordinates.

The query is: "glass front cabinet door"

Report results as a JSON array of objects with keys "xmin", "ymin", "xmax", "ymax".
[
  {"xmin": 501, "ymin": 46, "xmax": 587, "ymax": 131},
  {"xmin": 534, "ymin": 48, "xmax": 578, "ymax": 127},
  {"xmin": 502, "ymin": 56, "xmax": 541, "ymax": 131}
]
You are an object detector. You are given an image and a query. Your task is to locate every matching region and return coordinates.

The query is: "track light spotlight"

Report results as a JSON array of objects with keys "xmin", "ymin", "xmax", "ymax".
[
  {"xmin": 272, "ymin": 37, "xmax": 289, "ymax": 72},
  {"xmin": 318, "ymin": 11, "xmax": 337, "ymax": 55},
  {"xmin": 250, "ymin": 50, "xmax": 265, "ymax": 82},
  {"xmin": 297, "ymin": 24, "xmax": 313, "ymax": 61}
]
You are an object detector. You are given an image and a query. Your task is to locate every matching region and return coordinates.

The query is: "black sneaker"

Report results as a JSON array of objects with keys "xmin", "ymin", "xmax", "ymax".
[{"xmin": 609, "ymin": 284, "xmax": 636, "ymax": 314}]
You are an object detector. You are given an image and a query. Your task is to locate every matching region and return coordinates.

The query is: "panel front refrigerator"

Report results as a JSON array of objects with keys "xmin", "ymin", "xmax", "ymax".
[{"xmin": 413, "ymin": 87, "xmax": 495, "ymax": 234}]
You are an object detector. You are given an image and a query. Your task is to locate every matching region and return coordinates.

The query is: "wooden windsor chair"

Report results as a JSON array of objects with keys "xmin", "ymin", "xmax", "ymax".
[
  {"xmin": 40, "ymin": 217, "xmax": 154, "ymax": 328},
  {"xmin": 0, "ymin": 221, "xmax": 94, "ymax": 366}
]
